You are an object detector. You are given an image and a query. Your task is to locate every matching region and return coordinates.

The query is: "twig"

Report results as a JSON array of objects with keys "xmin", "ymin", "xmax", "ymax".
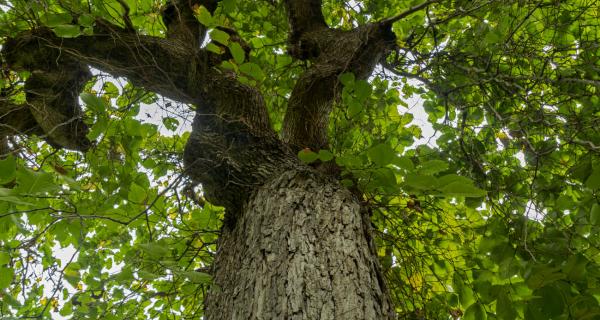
[
  {"xmin": 115, "ymin": 0, "xmax": 135, "ymax": 31},
  {"xmin": 380, "ymin": 0, "xmax": 442, "ymax": 25}
]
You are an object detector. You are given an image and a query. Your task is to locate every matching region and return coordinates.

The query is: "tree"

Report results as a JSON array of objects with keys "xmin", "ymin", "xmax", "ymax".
[{"xmin": 0, "ymin": 0, "xmax": 599, "ymax": 318}]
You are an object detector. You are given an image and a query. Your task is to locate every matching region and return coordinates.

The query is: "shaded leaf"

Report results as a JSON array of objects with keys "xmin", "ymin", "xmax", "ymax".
[
  {"xmin": 52, "ymin": 25, "xmax": 81, "ymax": 38},
  {"xmin": 367, "ymin": 143, "xmax": 396, "ymax": 167}
]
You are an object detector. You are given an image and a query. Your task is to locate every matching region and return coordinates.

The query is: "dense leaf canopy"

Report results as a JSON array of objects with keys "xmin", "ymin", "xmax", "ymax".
[{"xmin": 0, "ymin": 0, "xmax": 599, "ymax": 319}]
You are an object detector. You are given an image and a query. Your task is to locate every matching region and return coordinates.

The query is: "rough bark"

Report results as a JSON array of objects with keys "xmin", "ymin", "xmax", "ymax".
[
  {"xmin": 2, "ymin": 33, "xmax": 92, "ymax": 151},
  {"xmin": 281, "ymin": 25, "xmax": 396, "ymax": 150},
  {"xmin": 205, "ymin": 168, "xmax": 393, "ymax": 319},
  {"xmin": 281, "ymin": 0, "xmax": 397, "ymax": 150}
]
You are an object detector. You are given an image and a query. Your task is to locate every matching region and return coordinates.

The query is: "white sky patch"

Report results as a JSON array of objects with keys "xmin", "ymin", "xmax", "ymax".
[
  {"xmin": 525, "ymin": 200, "xmax": 546, "ymax": 221},
  {"xmin": 403, "ymin": 92, "xmax": 438, "ymax": 148},
  {"xmin": 515, "ymin": 150, "xmax": 526, "ymax": 167}
]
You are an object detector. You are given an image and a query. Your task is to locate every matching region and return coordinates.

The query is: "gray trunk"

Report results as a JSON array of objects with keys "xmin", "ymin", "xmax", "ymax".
[{"xmin": 205, "ymin": 169, "xmax": 393, "ymax": 319}]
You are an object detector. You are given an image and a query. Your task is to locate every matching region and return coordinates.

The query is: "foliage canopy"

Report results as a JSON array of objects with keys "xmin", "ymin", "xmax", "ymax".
[{"xmin": 0, "ymin": 0, "xmax": 599, "ymax": 319}]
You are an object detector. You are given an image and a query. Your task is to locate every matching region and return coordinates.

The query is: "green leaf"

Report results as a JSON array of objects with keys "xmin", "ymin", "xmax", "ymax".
[
  {"xmin": 339, "ymin": 73, "xmax": 355, "ymax": 86},
  {"xmin": 418, "ymin": 160, "xmax": 449, "ymax": 175},
  {"xmin": 43, "ymin": 13, "xmax": 73, "ymax": 27},
  {"xmin": 210, "ymin": 29, "xmax": 230, "ymax": 45},
  {"xmin": 496, "ymin": 289, "xmax": 517, "ymax": 320},
  {"xmin": 367, "ymin": 143, "xmax": 396, "ymax": 167},
  {"xmin": 229, "ymin": 42, "xmax": 246, "ymax": 64},
  {"xmin": 102, "ymin": 81, "xmax": 119, "ymax": 98},
  {"xmin": 59, "ymin": 302, "xmax": 73, "ymax": 316},
  {"xmin": 0, "ymin": 266, "xmax": 14, "ymax": 289},
  {"xmin": 0, "ymin": 252, "xmax": 9, "ymax": 265},
  {"xmin": 403, "ymin": 173, "xmax": 437, "ymax": 190},
  {"xmin": 525, "ymin": 266, "xmax": 566, "ymax": 289},
  {"xmin": 347, "ymin": 100, "xmax": 362, "ymax": 118},
  {"xmin": 162, "ymin": 117, "xmax": 179, "ymax": 131},
  {"xmin": 114, "ymin": 267, "xmax": 133, "ymax": 283},
  {"xmin": 568, "ymin": 158, "xmax": 592, "ymax": 183},
  {"xmin": 463, "ymin": 302, "xmax": 487, "ymax": 320},
  {"xmin": 181, "ymin": 271, "xmax": 212, "ymax": 284},
  {"xmin": 354, "ymin": 80, "xmax": 372, "ymax": 101},
  {"xmin": 195, "ymin": 5, "xmax": 213, "ymax": 26},
  {"xmin": 81, "ymin": 93, "xmax": 109, "ymax": 112},
  {"xmin": 78, "ymin": 14, "xmax": 95, "ymax": 27},
  {"xmin": 52, "ymin": 25, "xmax": 81, "ymax": 38},
  {"xmin": 220, "ymin": 0, "xmax": 236, "ymax": 13},
  {"xmin": 394, "ymin": 156, "xmax": 414, "ymax": 171},
  {"xmin": 205, "ymin": 42, "xmax": 223, "ymax": 54},
  {"xmin": 239, "ymin": 62, "xmax": 265, "ymax": 80},
  {"xmin": 139, "ymin": 243, "xmax": 169, "ymax": 258},
  {"xmin": 590, "ymin": 203, "xmax": 600, "ymax": 226},
  {"xmin": 128, "ymin": 183, "xmax": 147, "ymax": 203},
  {"xmin": 298, "ymin": 149, "xmax": 319, "ymax": 163},
  {"xmin": 15, "ymin": 169, "xmax": 59, "ymax": 194},
  {"xmin": 138, "ymin": 270, "xmax": 159, "ymax": 280},
  {"xmin": 439, "ymin": 182, "xmax": 486, "ymax": 197},
  {"xmin": 437, "ymin": 174, "xmax": 474, "ymax": 186},
  {"xmin": 527, "ymin": 285, "xmax": 565, "ymax": 318},
  {"xmin": 0, "ymin": 188, "xmax": 35, "ymax": 206},
  {"xmin": 317, "ymin": 150, "xmax": 334, "ymax": 162},
  {"xmin": 371, "ymin": 167, "xmax": 398, "ymax": 191},
  {"xmin": 0, "ymin": 155, "xmax": 16, "ymax": 184},
  {"xmin": 585, "ymin": 168, "xmax": 600, "ymax": 189}
]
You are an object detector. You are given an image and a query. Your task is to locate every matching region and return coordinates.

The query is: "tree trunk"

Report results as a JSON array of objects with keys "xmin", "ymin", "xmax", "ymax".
[{"xmin": 205, "ymin": 169, "xmax": 394, "ymax": 319}]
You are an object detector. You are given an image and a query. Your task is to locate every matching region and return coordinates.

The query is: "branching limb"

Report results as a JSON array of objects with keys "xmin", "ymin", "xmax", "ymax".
[
  {"xmin": 282, "ymin": 24, "xmax": 397, "ymax": 150},
  {"xmin": 2, "ymin": 16, "xmax": 293, "ymax": 219},
  {"xmin": 0, "ymin": 55, "xmax": 92, "ymax": 151}
]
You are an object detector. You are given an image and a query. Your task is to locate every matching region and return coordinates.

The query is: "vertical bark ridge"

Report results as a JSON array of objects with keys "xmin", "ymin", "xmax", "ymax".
[{"xmin": 205, "ymin": 169, "xmax": 394, "ymax": 319}]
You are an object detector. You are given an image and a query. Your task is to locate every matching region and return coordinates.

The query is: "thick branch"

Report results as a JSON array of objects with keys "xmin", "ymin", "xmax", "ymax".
[
  {"xmin": 284, "ymin": 0, "xmax": 328, "ymax": 59},
  {"xmin": 1, "ymin": 42, "xmax": 92, "ymax": 151},
  {"xmin": 0, "ymin": 101, "xmax": 43, "ymax": 138},
  {"xmin": 282, "ymin": 24, "xmax": 396, "ymax": 150},
  {"xmin": 2, "ymin": 20, "xmax": 294, "ymax": 222},
  {"xmin": 24, "ymin": 66, "xmax": 93, "ymax": 151}
]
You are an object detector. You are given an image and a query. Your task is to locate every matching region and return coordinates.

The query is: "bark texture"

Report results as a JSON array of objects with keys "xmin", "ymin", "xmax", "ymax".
[{"xmin": 205, "ymin": 168, "xmax": 393, "ymax": 319}]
